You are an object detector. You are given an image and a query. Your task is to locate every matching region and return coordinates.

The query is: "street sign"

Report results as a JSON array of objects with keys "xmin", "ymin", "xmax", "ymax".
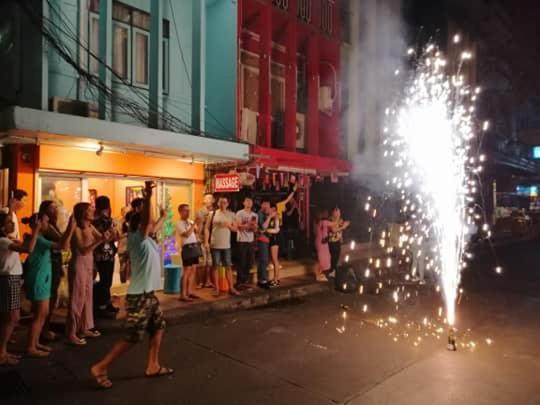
[{"xmin": 213, "ymin": 173, "xmax": 240, "ymax": 193}]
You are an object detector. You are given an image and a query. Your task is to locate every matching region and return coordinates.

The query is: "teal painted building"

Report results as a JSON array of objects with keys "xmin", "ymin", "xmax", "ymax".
[{"xmin": 42, "ymin": 0, "xmax": 237, "ymax": 139}]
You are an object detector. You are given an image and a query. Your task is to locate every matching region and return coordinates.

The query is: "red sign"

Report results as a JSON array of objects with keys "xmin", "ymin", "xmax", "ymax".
[{"xmin": 214, "ymin": 174, "xmax": 240, "ymax": 193}]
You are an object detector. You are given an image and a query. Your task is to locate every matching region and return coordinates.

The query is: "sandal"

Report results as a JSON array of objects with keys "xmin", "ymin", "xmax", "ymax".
[
  {"xmin": 188, "ymin": 294, "xmax": 200, "ymax": 299},
  {"xmin": 67, "ymin": 338, "xmax": 87, "ymax": 346},
  {"xmin": 145, "ymin": 367, "xmax": 175, "ymax": 378},
  {"xmin": 92, "ymin": 373, "xmax": 113, "ymax": 389},
  {"xmin": 179, "ymin": 297, "xmax": 194, "ymax": 303},
  {"xmin": 81, "ymin": 330, "xmax": 101, "ymax": 338}
]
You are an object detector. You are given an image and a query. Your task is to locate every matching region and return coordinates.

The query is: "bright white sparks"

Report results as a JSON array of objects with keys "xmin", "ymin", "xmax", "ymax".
[{"xmin": 385, "ymin": 43, "xmax": 479, "ymax": 326}]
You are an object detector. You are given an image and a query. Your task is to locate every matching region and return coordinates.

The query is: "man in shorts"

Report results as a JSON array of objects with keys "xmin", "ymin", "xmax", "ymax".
[
  {"xmin": 91, "ymin": 181, "xmax": 173, "ymax": 389},
  {"xmin": 195, "ymin": 193, "xmax": 214, "ymax": 288},
  {"xmin": 204, "ymin": 196, "xmax": 240, "ymax": 296}
]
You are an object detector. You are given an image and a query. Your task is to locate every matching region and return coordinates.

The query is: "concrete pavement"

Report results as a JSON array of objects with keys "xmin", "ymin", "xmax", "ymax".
[{"xmin": 2, "ymin": 242, "xmax": 540, "ymax": 404}]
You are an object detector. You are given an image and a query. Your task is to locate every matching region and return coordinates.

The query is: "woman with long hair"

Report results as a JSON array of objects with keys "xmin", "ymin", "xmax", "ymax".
[
  {"xmin": 66, "ymin": 203, "xmax": 110, "ymax": 345},
  {"xmin": 313, "ymin": 210, "xmax": 331, "ymax": 282},
  {"xmin": 38, "ymin": 200, "xmax": 64, "ymax": 342},
  {"xmin": 0, "ymin": 212, "xmax": 39, "ymax": 364},
  {"xmin": 23, "ymin": 211, "xmax": 75, "ymax": 357},
  {"xmin": 328, "ymin": 207, "xmax": 350, "ymax": 275},
  {"xmin": 267, "ymin": 205, "xmax": 281, "ymax": 286}
]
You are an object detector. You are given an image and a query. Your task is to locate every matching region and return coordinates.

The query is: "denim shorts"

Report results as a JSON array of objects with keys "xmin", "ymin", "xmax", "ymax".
[{"xmin": 211, "ymin": 248, "xmax": 232, "ymax": 267}]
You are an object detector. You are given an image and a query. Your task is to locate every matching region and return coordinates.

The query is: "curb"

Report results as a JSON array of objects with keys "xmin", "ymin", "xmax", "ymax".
[{"xmin": 95, "ymin": 281, "xmax": 331, "ymax": 333}]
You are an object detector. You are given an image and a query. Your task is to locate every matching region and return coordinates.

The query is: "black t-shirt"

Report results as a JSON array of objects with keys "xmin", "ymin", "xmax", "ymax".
[{"xmin": 282, "ymin": 207, "xmax": 299, "ymax": 230}]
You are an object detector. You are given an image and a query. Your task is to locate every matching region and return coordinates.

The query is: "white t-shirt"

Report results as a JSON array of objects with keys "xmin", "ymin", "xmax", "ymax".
[
  {"xmin": 176, "ymin": 220, "xmax": 198, "ymax": 246},
  {"xmin": 236, "ymin": 209, "xmax": 258, "ymax": 243},
  {"xmin": 208, "ymin": 210, "xmax": 236, "ymax": 250},
  {"xmin": 0, "ymin": 237, "xmax": 23, "ymax": 276}
]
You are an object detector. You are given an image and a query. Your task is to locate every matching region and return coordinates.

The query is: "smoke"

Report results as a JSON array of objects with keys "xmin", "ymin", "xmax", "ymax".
[{"xmin": 346, "ymin": 0, "xmax": 406, "ymax": 192}]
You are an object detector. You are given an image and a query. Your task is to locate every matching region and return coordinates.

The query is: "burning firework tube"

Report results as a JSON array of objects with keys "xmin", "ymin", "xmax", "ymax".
[{"xmin": 447, "ymin": 327, "xmax": 457, "ymax": 351}]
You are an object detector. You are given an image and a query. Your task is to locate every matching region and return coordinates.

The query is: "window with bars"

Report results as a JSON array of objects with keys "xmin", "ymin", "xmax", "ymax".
[
  {"xmin": 272, "ymin": 0, "xmax": 289, "ymax": 11},
  {"xmin": 321, "ymin": 0, "xmax": 334, "ymax": 35},
  {"xmin": 298, "ymin": 0, "xmax": 312, "ymax": 22}
]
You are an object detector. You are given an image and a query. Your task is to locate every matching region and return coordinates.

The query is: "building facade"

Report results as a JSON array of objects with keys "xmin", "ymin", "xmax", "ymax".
[{"xmin": 0, "ymin": 0, "xmax": 249, "ymax": 228}]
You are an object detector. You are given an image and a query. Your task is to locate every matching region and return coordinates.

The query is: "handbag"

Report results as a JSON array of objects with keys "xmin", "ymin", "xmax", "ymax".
[{"xmin": 182, "ymin": 242, "xmax": 202, "ymax": 261}]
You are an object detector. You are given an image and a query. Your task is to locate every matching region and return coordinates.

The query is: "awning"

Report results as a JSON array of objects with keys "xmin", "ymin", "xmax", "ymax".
[
  {"xmin": 250, "ymin": 145, "xmax": 351, "ymax": 175},
  {"xmin": 0, "ymin": 106, "xmax": 250, "ymax": 164}
]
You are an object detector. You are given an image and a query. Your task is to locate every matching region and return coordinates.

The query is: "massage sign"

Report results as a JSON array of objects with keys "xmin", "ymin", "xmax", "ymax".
[{"xmin": 213, "ymin": 173, "xmax": 241, "ymax": 193}]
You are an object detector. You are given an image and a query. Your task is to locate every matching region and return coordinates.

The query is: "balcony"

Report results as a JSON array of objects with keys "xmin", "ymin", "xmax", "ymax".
[{"xmin": 272, "ymin": 0, "xmax": 289, "ymax": 11}]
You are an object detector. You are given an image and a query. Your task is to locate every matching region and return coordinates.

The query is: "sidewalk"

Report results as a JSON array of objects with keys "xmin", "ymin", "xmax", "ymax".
[{"xmin": 48, "ymin": 241, "xmax": 382, "ymax": 332}]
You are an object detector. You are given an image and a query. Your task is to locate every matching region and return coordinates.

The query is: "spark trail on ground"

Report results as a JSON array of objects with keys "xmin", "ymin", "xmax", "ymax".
[{"xmin": 382, "ymin": 41, "xmax": 486, "ymax": 326}]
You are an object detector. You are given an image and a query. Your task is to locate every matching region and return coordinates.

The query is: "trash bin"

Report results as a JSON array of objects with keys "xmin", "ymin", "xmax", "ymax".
[{"xmin": 163, "ymin": 264, "xmax": 182, "ymax": 294}]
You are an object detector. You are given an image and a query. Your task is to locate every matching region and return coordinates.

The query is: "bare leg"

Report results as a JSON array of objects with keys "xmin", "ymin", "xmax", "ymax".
[
  {"xmin": 226, "ymin": 268, "xmax": 240, "ymax": 296},
  {"xmin": 271, "ymin": 245, "xmax": 280, "ymax": 281},
  {"xmin": 204, "ymin": 265, "xmax": 214, "ymax": 287},
  {"xmin": 27, "ymin": 300, "xmax": 50, "ymax": 355},
  {"xmin": 91, "ymin": 339, "xmax": 134, "ymax": 387},
  {"xmin": 145, "ymin": 329, "xmax": 164, "ymax": 375},
  {"xmin": 0, "ymin": 310, "xmax": 20, "ymax": 364},
  {"xmin": 180, "ymin": 267, "xmax": 193, "ymax": 301},
  {"xmin": 212, "ymin": 267, "xmax": 220, "ymax": 296}
]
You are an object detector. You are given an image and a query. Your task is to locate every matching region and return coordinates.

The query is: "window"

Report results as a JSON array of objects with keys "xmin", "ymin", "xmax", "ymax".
[
  {"xmin": 89, "ymin": 13, "xmax": 99, "ymax": 75},
  {"xmin": 298, "ymin": 0, "xmax": 312, "ymax": 23},
  {"xmin": 321, "ymin": 0, "xmax": 334, "ymax": 35},
  {"xmin": 112, "ymin": 22, "xmax": 130, "ymax": 80},
  {"xmin": 88, "ymin": 1, "xmax": 169, "ymax": 89},
  {"xmin": 162, "ymin": 20, "xmax": 170, "ymax": 94},
  {"xmin": 133, "ymin": 29, "xmax": 149, "ymax": 86}
]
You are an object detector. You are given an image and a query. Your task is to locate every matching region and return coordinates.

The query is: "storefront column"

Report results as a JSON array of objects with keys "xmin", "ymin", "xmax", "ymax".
[
  {"xmin": 307, "ymin": 35, "xmax": 320, "ymax": 155},
  {"xmin": 284, "ymin": 17, "xmax": 298, "ymax": 152},
  {"xmin": 258, "ymin": 3, "xmax": 272, "ymax": 147},
  {"xmin": 149, "ymin": 0, "xmax": 163, "ymax": 129},
  {"xmin": 98, "ymin": 0, "xmax": 112, "ymax": 120}
]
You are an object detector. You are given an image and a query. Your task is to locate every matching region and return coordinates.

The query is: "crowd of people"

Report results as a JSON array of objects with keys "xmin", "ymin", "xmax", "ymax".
[{"xmin": 0, "ymin": 183, "xmax": 350, "ymax": 386}]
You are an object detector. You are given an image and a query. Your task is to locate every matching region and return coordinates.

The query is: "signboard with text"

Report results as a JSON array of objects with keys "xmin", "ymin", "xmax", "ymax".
[{"xmin": 213, "ymin": 173, "xmax": 240, "ymax": 193}]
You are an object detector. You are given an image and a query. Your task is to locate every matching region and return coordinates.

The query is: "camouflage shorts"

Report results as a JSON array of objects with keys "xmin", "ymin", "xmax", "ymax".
[{"xmin": 124, "ymin": 292, "xmax": 166, "ymax": 343}]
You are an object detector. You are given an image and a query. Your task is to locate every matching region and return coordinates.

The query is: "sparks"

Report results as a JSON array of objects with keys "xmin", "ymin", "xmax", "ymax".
[{"xmin": 384, "ymin": 43, "xmax": 479, "ymax": 327}]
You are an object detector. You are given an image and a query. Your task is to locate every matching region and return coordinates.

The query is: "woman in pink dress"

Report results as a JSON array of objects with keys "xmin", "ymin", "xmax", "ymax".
[
  {"xmin": 66, "ymin": 203, "xmax": 109, "ymax": 345},
  {"xmin": 314, "ymin": 210, "xmax": 332, "ymax": 282}
]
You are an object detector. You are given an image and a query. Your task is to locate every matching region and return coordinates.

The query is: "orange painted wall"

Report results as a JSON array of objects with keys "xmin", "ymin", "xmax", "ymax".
[{"xmin": 39, "ymin": 145, "xmax": 204, "ymax": 181}]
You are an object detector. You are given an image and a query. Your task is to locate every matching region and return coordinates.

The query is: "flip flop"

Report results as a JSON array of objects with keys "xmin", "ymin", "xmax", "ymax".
[
  {"xmin": 81, "ymin": 330, "xmax": 101, "ymax": 338},
  {"xmin": 179, "ymin": 297, "xmax": 194, "ymax": 303},
  {"xmin": 36, "ymin": 345, "xmax": 53, "ymax": 352},
  {"xmin": 92, "ymin": 373, "xmax": 113, "ymax": 390},
  {"xmin": 188, "ymin": 294, "xmax": 200, "ymax": 299},
  {"xmin": 67, "ymin": 338, "xmax": 87, "ymax": 346},
  {"xmin": 145, "ymin": 367, "xmax": 175, "ymax": 378}
]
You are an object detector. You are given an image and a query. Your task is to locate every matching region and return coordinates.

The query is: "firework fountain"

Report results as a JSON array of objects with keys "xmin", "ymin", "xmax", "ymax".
[{"xmin": 381, "ymin": 39, "xmax": 488, "ymax": 345}]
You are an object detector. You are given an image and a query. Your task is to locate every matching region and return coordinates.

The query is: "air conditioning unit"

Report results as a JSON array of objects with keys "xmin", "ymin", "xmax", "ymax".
[
  {"xmin": 50, "ymin": 96, "xmax": 97, "ymax": 118},
  {"xmin": 319, "ymin": 86, "xmax": 333, "ymax": 114},
  {"xmin": 296, "ymin": 113, "xmax": 306, "ymax": 149},
  {"xmin": 240, "ymin": 108, "xmax": 258, "ymax": 145}
]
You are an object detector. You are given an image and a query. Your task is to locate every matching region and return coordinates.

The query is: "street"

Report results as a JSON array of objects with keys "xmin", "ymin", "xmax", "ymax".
[{"xmin": 2, "ymin": 241, "xmax": 539, "ymax": 405}]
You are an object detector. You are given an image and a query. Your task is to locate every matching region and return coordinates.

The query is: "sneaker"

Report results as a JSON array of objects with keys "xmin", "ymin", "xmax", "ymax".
[
  {"xmin": 257, "ymin": 281, "xmax": 270, "ymax": 290},
  {"xmin": 328, "ymin": 270, "xmax": 336, "ymax": 278}
]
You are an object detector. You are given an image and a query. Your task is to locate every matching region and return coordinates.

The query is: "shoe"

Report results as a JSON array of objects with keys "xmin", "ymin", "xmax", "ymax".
[
  {"xmin": 257, "ymin": 282, "xmax": 270, "ymax": 290},
  {"xmin": 328, "ymin": 270, "xmax": 336, "ymax": 278},
  {"xmin": 269, "ymin": 280, "xmax": 280, "ymax": 287}
]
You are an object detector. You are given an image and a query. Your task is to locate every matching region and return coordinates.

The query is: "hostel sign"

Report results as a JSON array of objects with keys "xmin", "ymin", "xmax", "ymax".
[{"xmin": 213, "ymin": 173, "xmax": 240, "ymax": 193}]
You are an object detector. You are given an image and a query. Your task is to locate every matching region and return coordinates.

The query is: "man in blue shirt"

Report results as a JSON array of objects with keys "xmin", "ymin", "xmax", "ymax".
[{"xmin": 91, "ymin": 181, "xmax": 173, "ymax": 389}]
